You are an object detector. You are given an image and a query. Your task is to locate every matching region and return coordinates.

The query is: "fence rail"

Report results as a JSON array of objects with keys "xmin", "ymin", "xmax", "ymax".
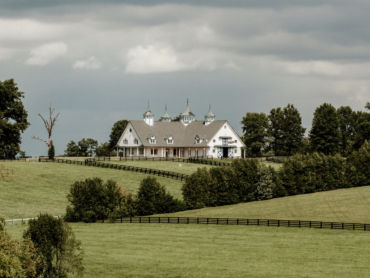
[
  {"xmin": 0, "ymin": 158, "xmax": 27, "ymax": 162},
  {"xmin": 3, "ymin": 215, "xmax": 62, "ymax": 226},
  {"xmin": 85, "ymin": 160, "xmax": 189, "ymax": 181},
  {"xmin": 109, "ymin": 216, "xmax": 370, "ymax": 232}
]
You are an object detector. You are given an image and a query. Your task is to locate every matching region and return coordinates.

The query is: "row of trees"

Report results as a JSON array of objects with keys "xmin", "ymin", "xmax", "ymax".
[
  {"xmin": 182, "ymin": 140, "xmax": 370, "ymax": 210},
  {"xmin": 241, "ymin": 102, "xmax": 370, "ymax": 156},
  {"xmin": 64, "ymin": 176, "xmax": 186, "ymax": 223},
  {"xmin": 64, "ymin": 120, "xmax": 128, "ymax": 157}
]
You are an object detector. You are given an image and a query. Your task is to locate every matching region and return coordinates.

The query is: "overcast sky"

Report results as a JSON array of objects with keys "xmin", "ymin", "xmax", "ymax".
[{"xmin": 1, "ymin": 0, "xmax": 369, "ymax": 156}]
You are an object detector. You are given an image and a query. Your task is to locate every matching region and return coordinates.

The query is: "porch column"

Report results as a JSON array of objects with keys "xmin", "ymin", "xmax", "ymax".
[
  {"xmin": 130, "ymin": 147, "xmax": 132, "ymax": 157},
  {"xmin": 152, "ymin": 147, "xmax": 154, "ymax": 157},
  {"xmin": 137, "ymin": 147, "xmax": 138, "ymax": 156},
  {"xmin": 163, "ymin": 148, "xmax": 164, "ymax": 157}
]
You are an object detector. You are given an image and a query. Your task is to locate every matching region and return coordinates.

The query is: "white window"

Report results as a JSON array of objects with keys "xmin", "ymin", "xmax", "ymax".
[
  {"xmin": 188, "ymin": 150, "xmax": 191, "ymax": 156},
  {"xmin": 235, "ymin": 149, "xmax": 237, "ymax": 154},
  {"xmin": 134, "ymin": 138, "xmax": 138, "ymax": 144},
  {"xmin": 139, "ymin": 149, "xmax": 144, "ymax": 155},
  {"xmin": 131, "ymin": 149, "xmax": 134, "ymax": 155},
  {"xmin": 213, "ymin": 139, "xmax": 215, "ymax": 143},
  {"xmin": 213, "ymin": 149, "xmax": 215, "ymax": 153},
  {"xmin": 167, "ymin": 136, "xmax": 173, "ymax": 144},
  {"xmin": 149, "ymin": 136, "xmax": 156, "ymax": 144},
  {"xmin": 123, "ymin": 139, "xmax": 128, "ymax": 144},
  {"xmin": 151, "ymin": 149, "xmax": 158, "ymax": 155}
]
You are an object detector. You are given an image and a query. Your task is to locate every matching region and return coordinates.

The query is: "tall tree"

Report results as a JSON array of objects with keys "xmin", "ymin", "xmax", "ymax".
[
  {"xmin": 64, "ymin": 140, "xmax": 79, "ymax": 156},
  {"xmin": 0, "ymin": 79, "xmax": 30, "ymax": 158},
  {"xmin": 309, "ymin": 103, "xmax": 340, "ymax": 155},
  {"xmin": 282, "ymin": 104, "xmax": 306, "ymax": 155},
  {"xmin": 32, "ymin": 103, "xmax": 59, "ymax": 149},
  {"xmin": 78, "ymin": 138, "xmax": 98, "ymax": 157},
  {"xmin": 352, "ymin": 111, "xmax": 370, "ymax": 151},
  {"xmin": 109, "ymin": 120, "xmax": 128, "ymax": 150},
  {"xmin": 23, "ymin": 213, "xmax": 84, "ymax": 277},
  {"xmin": 268, "ymin": 107, "xmax": 284, "ymax": 155},
  {"xmin": 241, "ymin": 112, "xmax": 269, "ymax": 156},
  {"xmin": 96, "ymin": 142, "xmax": 116, "ymax": 157},
  {"xmin": 337, "ymin": 106, "xmax": 355, "ymax": 155}
]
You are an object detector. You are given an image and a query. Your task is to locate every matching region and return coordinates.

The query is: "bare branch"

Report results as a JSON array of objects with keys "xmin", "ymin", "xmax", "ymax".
[{"xmin": 32, "ymin": 135, "xmax": 49, "ymax": 146}]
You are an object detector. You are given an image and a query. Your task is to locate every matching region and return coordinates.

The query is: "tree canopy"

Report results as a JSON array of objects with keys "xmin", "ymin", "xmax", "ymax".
[
  {"xmin": 109, "ymin": 120, "xmax": 128, "ymax": 149},
  {"xmin": 241, "ymin": 112, "xmax": 269, "ymax": 156},
  {"xmin": 0, "ymin": 79, "xmax": 30, "ymax": 158},
  {"xmin": 309, "ymin": 103, "xmax": 340, "ymax": 155}
]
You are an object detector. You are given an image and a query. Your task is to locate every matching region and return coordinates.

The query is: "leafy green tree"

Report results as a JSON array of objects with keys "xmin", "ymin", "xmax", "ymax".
[
  {"xmin": 208, "ymin": 167, "xmax": 239, "ymax": 206},
  {"xmin": 48, "ymin": 141, "xmax": 55, "ymax": 160},
  {"xmin": 255, "ymin": 165, "xmax": 274, "ymax": 201},
  {"xmin": 309, "ymin": 103, "xmax": 340, "ymax": 155},
  {"xmin": 64, "ymin": 140, "xmax": 79, "ymax": 156},
  {"xmin": 109, "ymin": 120, "xmax": 129, "ymax": 150},
  {"xmin": 346, "ymin": 140, "xmax": 370, "ymax": 187},
  {"xmin": 337, "ymin": 106, "xmax": 355, "ymax": 155},
  {"xmin": 268, "ymin": 107, "xmax": 284, "ymax": 155},
  {"xmin": 352, "ymin": 111, "xmax": 370, "ymax": 151},
  {"xmin": 172, "ymin": 116, "xmax": 181, "ymax": 122},
  {"xmin": 136, "ymin": 176, "xmax": 180, "ymax": 216},
  {"xmin": 182, "ymin": 167, "xmax": 212, "ymax": 209},
  {"xmin": 0, "ymin": 79, "xmax": 30, "ymax": 158},
  {"xmin": 95, "ymin": 142, "xmax": 116, "ymax": 157},
  {"xmin": 78, "ymin": 138, "xmax": 98, "ymax": 157},
  {"xmin": 23, "ymin": 214, "xmax": 84, "ymax": 278},
  {"xmin": 65, "ymin": 177, "xmax": 122, "ymax": 222},
  {"xmin": 0, "ymin": 216, "xmax": 39, "ymax": 278},
  {"xmin": 282, "ymin": 104, "xmax": 306, "ymax": 155},
  {"xmin": 241, "ymin": 112, "xmax": 269, "ymax": 156}
]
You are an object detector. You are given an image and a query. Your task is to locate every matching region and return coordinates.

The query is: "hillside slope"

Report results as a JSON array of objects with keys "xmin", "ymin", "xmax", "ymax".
[{"xmin": 159, "ymin": 186, "xmax": 370, "ymax": 223}]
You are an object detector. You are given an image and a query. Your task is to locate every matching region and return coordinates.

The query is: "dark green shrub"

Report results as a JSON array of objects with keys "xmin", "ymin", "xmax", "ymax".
[
  {"xmin": 229, "ymin": 159, "xmax": 259, "ymax": 202},
  {"xmin": 48, "ymin": 141, "xmax": 55, "ymax": 160},
  {"xmin": 182, "ymin": 167, "xmax": 212, "ymax": 209},
  {"xmin": 65, "ymin": 177, "xmax": 123, "ymax": 222},
  {"xmin": 255, "ymin": 165, "xmax": 274, "ymax": 201},
  {"xmin": 346, "ymin": 140, "xmax": 370, "ymax": 187},
  {"xmin": 208, "ymin": 167, "xmax": 239, "ymax": 206},
  {"xmin": 136, "ymin": 176, "xmax": 182, "ymax": 216}
]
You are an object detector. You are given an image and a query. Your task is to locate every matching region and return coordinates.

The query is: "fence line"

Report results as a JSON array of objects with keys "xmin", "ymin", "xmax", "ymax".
[
  {"xmin": 3, "ymin": 215, "xmax": 62, "ymax": 226},
  {"xmin": 109, "ymin": 216, "xmax": 370, "ymax": 232}
]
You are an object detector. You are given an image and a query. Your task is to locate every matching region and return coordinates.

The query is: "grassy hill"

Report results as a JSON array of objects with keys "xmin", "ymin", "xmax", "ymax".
[
  {"xmin": 158, "ymin": 186, "xmax": 370, "ymax": 223},
  {"xmin": 0, "ymin": 161, "xmax": 185, "ymax": 219},
  {"xmin": 7, "ymin": 222, "xmax": 370, "ymax": 278}
]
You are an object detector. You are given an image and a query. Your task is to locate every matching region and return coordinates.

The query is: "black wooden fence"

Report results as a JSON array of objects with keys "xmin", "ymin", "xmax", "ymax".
[
  {"xmin": 111, "ymin": 216, "xmax": 370, "ymax": 232},
  {"xmin": 85, "ymin": 160, "xmax": 188, "ymax": 181},
  {"xmin": 0, "ymin": 158, "xmax": 27, "ymax": 162}
]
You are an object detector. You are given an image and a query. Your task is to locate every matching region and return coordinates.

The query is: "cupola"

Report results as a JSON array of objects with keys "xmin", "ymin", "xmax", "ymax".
[
  {"xmin": 180, "ymin": 99, "xmax": 195, "ymax": 126},
  {"xmin": 204, "ymin": 104, "xmax": 215, "ymax": 125},
  {"xmin": 160, "ymin": 104, "xmax": 171, "ymax": 122},
  {"xmin": 143, "ymin": 101, "xmax": 154, "ymax": 126}
]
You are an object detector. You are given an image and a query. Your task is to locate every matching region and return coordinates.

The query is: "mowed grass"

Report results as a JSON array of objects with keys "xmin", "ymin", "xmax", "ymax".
[
  {"xmin": 0, "ymin": 162, "xmax": 184, "ymax": 219},
  {"xmin": 159, "ymin": 186, "xmax": 370, "ymax": 223},
  {"xmin": 6, "ymin": 223, "xmax": 370, "ymax": 278},
  {"xmin": 104, "ymin": 159, "xmax": 214, "ymax": 175}
]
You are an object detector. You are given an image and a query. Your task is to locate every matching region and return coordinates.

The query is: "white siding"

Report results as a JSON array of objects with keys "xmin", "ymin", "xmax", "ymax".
[{"xmin": 116, "ymin": 123, "xmax": 142, "ymax": 147}]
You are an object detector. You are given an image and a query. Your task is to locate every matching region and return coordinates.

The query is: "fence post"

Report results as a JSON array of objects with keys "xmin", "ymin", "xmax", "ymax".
[
  {"xmin": 247, "ymin": 219, "xmax": 249, "ymax": 225},
  {"xmin": 178, "ymin": 217, "xmax": 179, "ymax": 224},
  {"xmin": 331, "ymin": 223, "xmax": 333, "ymax": 229},
  {"xmin": 237, "ymin": 219, "xmax": 239, "ymax": 225},
  {"xmin": 207, "ymin": 218, "xmax": 209, "ymax": 224},
  {"xmin": 288, "ymin": 220, "xmax": 290, "ymax": 227},
  {"xmin": 257, "ymin": 219, "xmax": 259, "ymax": 226},
  {"xmin": 299, "ymin": 221, "xmax": 301, "ymax": 228},
  {"xmin": 130, "ymin": 217, "xmax": 132, "ymax": 223},
  {"xmin": 268, "ymin": 220, "xmax": 269, "ymax": 226},
  {"xmin": 278, "ymin": 220, "xmax": 280, "ymax": 227}
]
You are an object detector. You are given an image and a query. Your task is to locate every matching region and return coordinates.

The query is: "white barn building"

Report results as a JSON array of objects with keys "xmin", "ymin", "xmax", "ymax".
[{"xmin": 116, "ymin": 100, "xmax": 246, "ymax": 158}]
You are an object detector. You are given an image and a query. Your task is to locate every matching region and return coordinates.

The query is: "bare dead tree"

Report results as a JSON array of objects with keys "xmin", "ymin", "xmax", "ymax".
[{"xmin": 32, "ymin": 103, "xmax": 60, "ymax": 148}]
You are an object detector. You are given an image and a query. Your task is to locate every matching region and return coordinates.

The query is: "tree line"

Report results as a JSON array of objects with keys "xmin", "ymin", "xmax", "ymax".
[{"xmin": 241, "ymin": 102, "xmax": 370, "ymax": 157}]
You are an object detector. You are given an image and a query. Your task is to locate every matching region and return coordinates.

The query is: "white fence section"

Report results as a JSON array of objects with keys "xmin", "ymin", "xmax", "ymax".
[{"xmin": 3, "ymin": 215, "xmax": 62, "ymax": 226}]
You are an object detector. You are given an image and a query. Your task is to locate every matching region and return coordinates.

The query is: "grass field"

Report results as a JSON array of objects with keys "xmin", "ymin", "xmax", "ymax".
[
  {"xmin": 0, "ymin": 161, "xmax": 185, "ymax": 219},
  {"xmin": 158, "ymin": 186, "xmax": 370, "ymax": 223},
  {"xmin": 6, "ymin": 223, "xmax": 370, "ymax": 278}
]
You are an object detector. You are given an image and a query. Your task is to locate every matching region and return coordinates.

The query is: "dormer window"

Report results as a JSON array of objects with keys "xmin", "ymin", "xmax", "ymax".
[
  {"xmin": 134, "ymin": 138, "xmax": 138, "ymax": 144},
  {"xmin": 149, "ymin": 135, "xmax": 156, "ymax": 144},
  {"xmin": 195, "ymin": 135, "xmax": 201, "ymax": 144},
  {"xmin": 123, "ymin": 139, "xmax": 128, "ymax": 144}
]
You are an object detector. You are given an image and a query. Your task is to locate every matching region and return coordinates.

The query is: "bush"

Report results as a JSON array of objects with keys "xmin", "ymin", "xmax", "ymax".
[
  {"xmin": 208, "ymin": 167, "xmax": 239, "ymax": 206},
  {"xmin": 255, "ymin": 164, "xmax": 274, "ymax": 201},
  {"xmin": 65, "ymin": 177, "xmax": 127, "ymax": 222},
  {"xmin": 182, "ymin": 167, "xmax": 212, "ymax": 209},
  {"xmin": 136, "ymin": 176, "xmax": 184, "ymax": 216},
  {"xmin": 23, "ymin": 213, "xmax": 84, "ymax": 277},
  {"xmin": 346, "ymin": 140, "xmax": 370, "ymax": 187},
  {"xmin": 278, "ymin": 152, "xmax": 348, "ymax": 195},
  {"xmin": 229, "ymin": 159, "xmax": 259, "ymax": 202},
  {"xmin": 48, "ymin": 141, "xmax": 55, "ymax": 160}
]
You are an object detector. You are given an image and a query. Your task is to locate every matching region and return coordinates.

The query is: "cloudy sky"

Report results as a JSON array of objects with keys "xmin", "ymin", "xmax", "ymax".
[{"xmin": 1, "ymin": 0, "xmax": 369, "ymax": 156}]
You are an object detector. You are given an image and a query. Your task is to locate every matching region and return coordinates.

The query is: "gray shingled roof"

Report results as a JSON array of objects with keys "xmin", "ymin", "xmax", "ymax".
[{"xmin": 130, "ymin": 120, "xmax": 227, "ymax": 147}]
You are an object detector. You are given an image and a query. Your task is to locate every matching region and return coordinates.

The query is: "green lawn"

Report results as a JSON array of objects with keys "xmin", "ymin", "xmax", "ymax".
[
  {"xmin": 158, "ymin": 186, "xmax": 370, "ymax": 223},
  {"xmin": 0, "ymin": 161, "xmax": 184, "ymax": 219},
  {"xmin": 104, "ymin": 159, "xmax": 213, "ymax": 175},
  {"xmin": 6, "ymin": 223, "xmax": 370, "ymax": 278}
]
